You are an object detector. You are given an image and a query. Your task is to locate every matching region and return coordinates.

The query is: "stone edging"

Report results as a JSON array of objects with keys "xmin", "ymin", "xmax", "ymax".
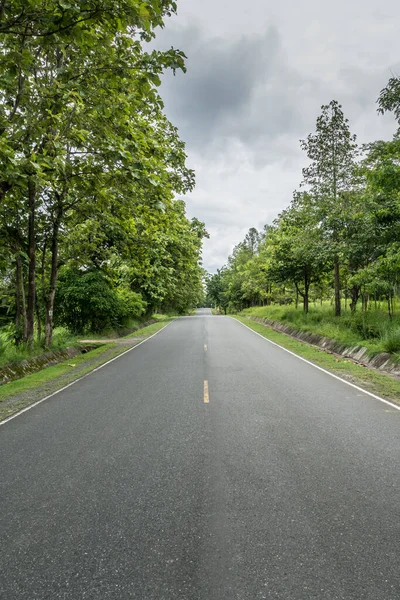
[
  {"xmin": 246, "ymin": 316, "xmax": 400, "ymax": 378},
  {"xmin": 0, "ymin": 346, "xmax": 89, "ymax": 386},
  {"xmin": 0, "ymin": 319, "xmax": 158, "ymax": 386}
]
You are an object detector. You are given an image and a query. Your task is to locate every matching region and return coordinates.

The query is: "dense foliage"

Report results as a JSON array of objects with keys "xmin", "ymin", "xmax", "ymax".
[
  {"xmin": 0, "ymin": 1, "xmax": 207, "ymax": 347},
  {"xmin": 207, "ymin": 91, "xmax": 400, "ymax": 319}
]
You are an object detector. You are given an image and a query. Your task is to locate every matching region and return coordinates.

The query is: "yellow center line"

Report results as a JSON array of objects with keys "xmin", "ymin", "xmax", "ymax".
[
  {"xmin": 204, "ymin": 380, "xmax": 209, "ymax": 404},
  {"xmin": 204, "ymin": 344, "xmax": 208, "ymax": 351}
]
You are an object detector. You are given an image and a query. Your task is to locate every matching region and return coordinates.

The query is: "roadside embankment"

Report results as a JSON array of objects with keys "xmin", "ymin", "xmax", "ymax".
[{"xmin": 245, "ymin": 315, "xmax": 400, "ymax": 378}]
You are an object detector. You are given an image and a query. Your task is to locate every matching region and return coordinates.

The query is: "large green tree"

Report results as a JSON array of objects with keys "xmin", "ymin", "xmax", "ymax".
[
  {"xmin": 300, "ymin": 100, "xmax": 359, "ymax": 316},
  {"xmin": 0, "ymin": 0, "xmax": 201, "ymax": 346}
]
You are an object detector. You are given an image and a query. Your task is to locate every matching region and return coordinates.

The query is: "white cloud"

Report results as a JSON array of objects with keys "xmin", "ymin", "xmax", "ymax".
[{"xmin": 154, "ymin": 0, "xmax": 400, "ymax": 271}]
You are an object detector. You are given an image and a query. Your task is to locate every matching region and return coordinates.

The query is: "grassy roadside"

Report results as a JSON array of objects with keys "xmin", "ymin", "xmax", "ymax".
[
  {"xmin": 241, "ymin": 305, "xmax": 400, "ymax": 357},
  {"xmin": 123, "ymin": 319, "xmax": 172, "ymax": 338},
  {"xmin": 234, "ymin": 316, "xmax": 400, "ymax": 406},
  {"xmin": 0, "ymin": 318, "xmax": 172, "ymax": 423}
]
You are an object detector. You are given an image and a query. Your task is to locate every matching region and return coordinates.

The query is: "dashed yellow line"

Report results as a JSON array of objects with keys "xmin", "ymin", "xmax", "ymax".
[{"xmin": 204, "ymin": 380, "xmax": 209, "ymax": 404}]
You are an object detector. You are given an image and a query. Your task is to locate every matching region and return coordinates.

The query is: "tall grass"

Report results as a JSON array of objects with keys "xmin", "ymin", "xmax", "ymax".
[
  {"xmin": 241, "ymin": 304, "xmax": 400, "ymax": 356},
  {"xmin": 0, "ymin": 326, "xmax": 78, "ymax": 368}
]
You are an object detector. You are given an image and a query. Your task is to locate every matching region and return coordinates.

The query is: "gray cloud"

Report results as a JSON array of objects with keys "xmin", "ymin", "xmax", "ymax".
[
  {"xmin": 151, "ymin": 2, "xmax": 400, "ymax": 272},
  {"xmin": 155, "ymin": 25, "xmax": 306, "ymax": 149}
]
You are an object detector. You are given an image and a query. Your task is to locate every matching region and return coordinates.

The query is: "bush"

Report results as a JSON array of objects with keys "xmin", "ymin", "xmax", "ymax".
[
  {"xmin": 55, "ymin": 268, "xmax": 147, "ymax": 334},
  {"xmin": 382, "ymin": 329, "xmax": 400, "ymax": 353},
  {"xmin": 116, "ymin": 289, "xmax": 147, "ymax": 322}
]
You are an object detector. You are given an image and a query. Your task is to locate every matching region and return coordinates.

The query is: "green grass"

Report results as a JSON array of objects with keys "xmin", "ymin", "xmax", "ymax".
[
  {"xmin": 234, "ymin": 316, "xmax": 400, "ymax": 405},
  {"xmin": 241, "ymin": 304, "xmax": 400, "ymax": 357},
  {"xmin": 124, "ymin": 319, "xmax": 173, "ymax": 337},
  {"xmin": 0, "ymin": 327, "xmax": 79, "ymax": 368}
]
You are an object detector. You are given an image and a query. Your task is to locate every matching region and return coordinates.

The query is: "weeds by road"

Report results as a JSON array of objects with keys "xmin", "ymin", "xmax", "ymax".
[{"xmin": 241, "ymin": 305, "xmax": 400, "ymax": 357}]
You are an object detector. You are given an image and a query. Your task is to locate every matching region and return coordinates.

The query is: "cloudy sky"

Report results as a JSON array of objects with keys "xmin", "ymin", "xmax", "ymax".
[{"xmin": 154, "ymin": 0, "xmax": 400, "ymax": 272}]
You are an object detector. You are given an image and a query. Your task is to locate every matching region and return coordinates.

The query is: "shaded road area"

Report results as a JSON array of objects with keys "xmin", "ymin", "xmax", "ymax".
[{"xmin": 1, "ymin": 309, "xmax": 400, "ymax": 599}]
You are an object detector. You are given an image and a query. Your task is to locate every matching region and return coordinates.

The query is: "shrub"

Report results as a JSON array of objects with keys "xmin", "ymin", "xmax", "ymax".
[
  {"xmin": 55, "ymin": 268, "xmax": 148, "ymax": 333},
  {"xmin": 382, "ymin": 329, "xmax": 400, "ymax": 353},
  {"xmin": 116, "ymin": 289, "xmax": 147, "ymax": 322}
]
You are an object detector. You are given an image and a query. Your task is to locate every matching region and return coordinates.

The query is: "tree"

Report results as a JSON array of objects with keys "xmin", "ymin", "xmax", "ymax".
[
  {"xmin": 206, "ymin": 269, "xmax": 230, "ymax": 314},
  {"xmin": 268, "ymin": 193, "xmax": 327, "ymax": 313},
  {"xmin": 0, "ymin": 0, "xmax": 197, "ymax": 346},
  {"xmin": 377, "ymin": 76, "xmax": 400, "ymax": 131},
  {"xmin": 301, "ymin": 100, "xmax": 359, "ymax": 316}
]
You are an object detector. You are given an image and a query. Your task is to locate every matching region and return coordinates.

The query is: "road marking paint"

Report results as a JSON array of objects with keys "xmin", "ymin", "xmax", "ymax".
[
  {"xmin": 204, "ymin": 344, "xmax": 208, "ymax": 351},
  {"xmin": 233, "ymin": 317, "xmax": 400, "ymax": 412},
  {"xmin": 204, "ymin": 380, "xmax": 209, "ymax": 403},
  {"xmin": 0, "ymin": 322, "xmax": 173, "ymax": 427}
]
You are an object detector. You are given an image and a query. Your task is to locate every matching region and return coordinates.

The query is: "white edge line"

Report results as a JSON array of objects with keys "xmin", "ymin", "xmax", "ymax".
[
  {"xmin": 0, "ymin": 321, "xmax": 173, "ymax": 427},
  {"xmin": 232, "ymin": 317, "xmax": 400, "ymax": 412}
]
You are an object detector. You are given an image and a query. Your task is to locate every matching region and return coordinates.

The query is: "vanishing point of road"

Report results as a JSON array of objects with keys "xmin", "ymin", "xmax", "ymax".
[{"xmin": 1, "ymin": 309, "xmax": 400, "ymax": 599}]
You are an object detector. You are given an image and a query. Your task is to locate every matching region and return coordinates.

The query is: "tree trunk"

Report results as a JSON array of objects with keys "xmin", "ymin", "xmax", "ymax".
[
  {"xmin": 14, "ymin": 244, "xmax": 27, "ymax": 344},
  {"xmin": 303, "ymin": 270, "xmax": 310, "ymax": 313},
  {"xmin": 362, "ymin": 291, "xmax": 369, "ymax": 313},
  {"xmin": 304, "ymin": 290, "xmax": 309, "ymax": 313},
  {"xmin": 334, "ymin": 255, "xmax": 341, "ymax": 317},
  {"xmin": 21, "ymin": 264, "xmax": 27, "ymax": 340},
  {"xmin": 25, "ymin": 179, "xmax": 36, "ymax": 346},
  {"xmin": 388, "ymin": 293, "xmax": 392, "ymax": 319},
  {"xmin": 36, "ymin": 296, "xmax": 41, "ymax": 344},
  {"xmin": 15, "ymin": 255, "xmax": 23, "ymax": 345},
  {"xmin": 45, "ymin": 210, "xmax": 62, "ymax": 347},
  {"xmin": 349, "ymin": 285, "xmax": 360, "ymax": 313}
]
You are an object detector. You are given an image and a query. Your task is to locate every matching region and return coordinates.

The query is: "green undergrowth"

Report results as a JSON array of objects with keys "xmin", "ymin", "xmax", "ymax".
[
  {"xmin": 0, "ymin": 327, "xmax": 79, "ymax": 368},
  {"xmin": 234, "ymin": 316, "xmax": 400, "ymax": 405},
  {"xmin": 0, "ymin": 319, "xmax": 171, "ymax": 421},
  {"xmin": 0, "ymin": 314, "xmax": 173, "ymax": 368},
  {"xmin": 123, "ymin": 319, "xmax": 172, "ymax": 338},
  {"xmin": 241, "ymin": 305, "xmax": 400, "ymax": 358}
]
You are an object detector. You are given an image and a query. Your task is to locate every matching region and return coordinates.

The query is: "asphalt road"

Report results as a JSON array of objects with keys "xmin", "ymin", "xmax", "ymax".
[{"xmin": 1, "ymin": 309, "xmax": 400, "ymax": 599}]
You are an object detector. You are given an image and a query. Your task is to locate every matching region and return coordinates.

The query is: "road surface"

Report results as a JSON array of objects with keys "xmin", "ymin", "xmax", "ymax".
[{"xmin": 1, "ymin": 309, "xmax": 400, "ymax": 599}]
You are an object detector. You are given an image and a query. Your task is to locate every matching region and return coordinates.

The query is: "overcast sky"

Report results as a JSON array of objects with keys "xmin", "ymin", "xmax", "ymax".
[{"xmin": 154, "ymin": 0, "xmax": 400, "ymax": 272}]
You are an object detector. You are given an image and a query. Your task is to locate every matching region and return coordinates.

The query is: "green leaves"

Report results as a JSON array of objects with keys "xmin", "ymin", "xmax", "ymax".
[{"xmin": 0, "ymin": 0, "xmax": 206, "ymax": 341}]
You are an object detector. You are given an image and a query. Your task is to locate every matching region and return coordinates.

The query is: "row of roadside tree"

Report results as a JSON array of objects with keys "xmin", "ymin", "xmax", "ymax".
[
  {"xmin": 0, "ymin": 1, "xmax": 207, "ymax": 348},
  {"xmin": 207, "ymin": 79, "xmax": 400, "ymax": 318}
]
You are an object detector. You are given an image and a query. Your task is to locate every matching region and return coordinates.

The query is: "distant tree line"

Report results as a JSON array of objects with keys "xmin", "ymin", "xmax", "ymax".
[
  {"xmin": 0, "ymin": 1, "xmax": 207, "ymax": 346},
  {"xmin": 207, "ymin": 81, "xmax": 400, "ymax": 317}
]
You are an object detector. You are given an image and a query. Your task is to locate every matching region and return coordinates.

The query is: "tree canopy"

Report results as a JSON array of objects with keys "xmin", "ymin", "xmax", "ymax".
[
  {"xmin": 0, "ymin": 0, "xmax": 207, "ymax": 345},
  {"xmin": 207, "ymin": 85, "xmax": 400, "ymax": 319}
]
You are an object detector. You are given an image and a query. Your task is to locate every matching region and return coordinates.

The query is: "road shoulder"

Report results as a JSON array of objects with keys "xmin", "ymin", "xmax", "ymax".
[
  {"xmin": 234, "ymin": 316, "xmax": 400, "ymax": 406},
  {"xmin": 0, "ymin": 320, "xmax": 171, "ymax": 423}
]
